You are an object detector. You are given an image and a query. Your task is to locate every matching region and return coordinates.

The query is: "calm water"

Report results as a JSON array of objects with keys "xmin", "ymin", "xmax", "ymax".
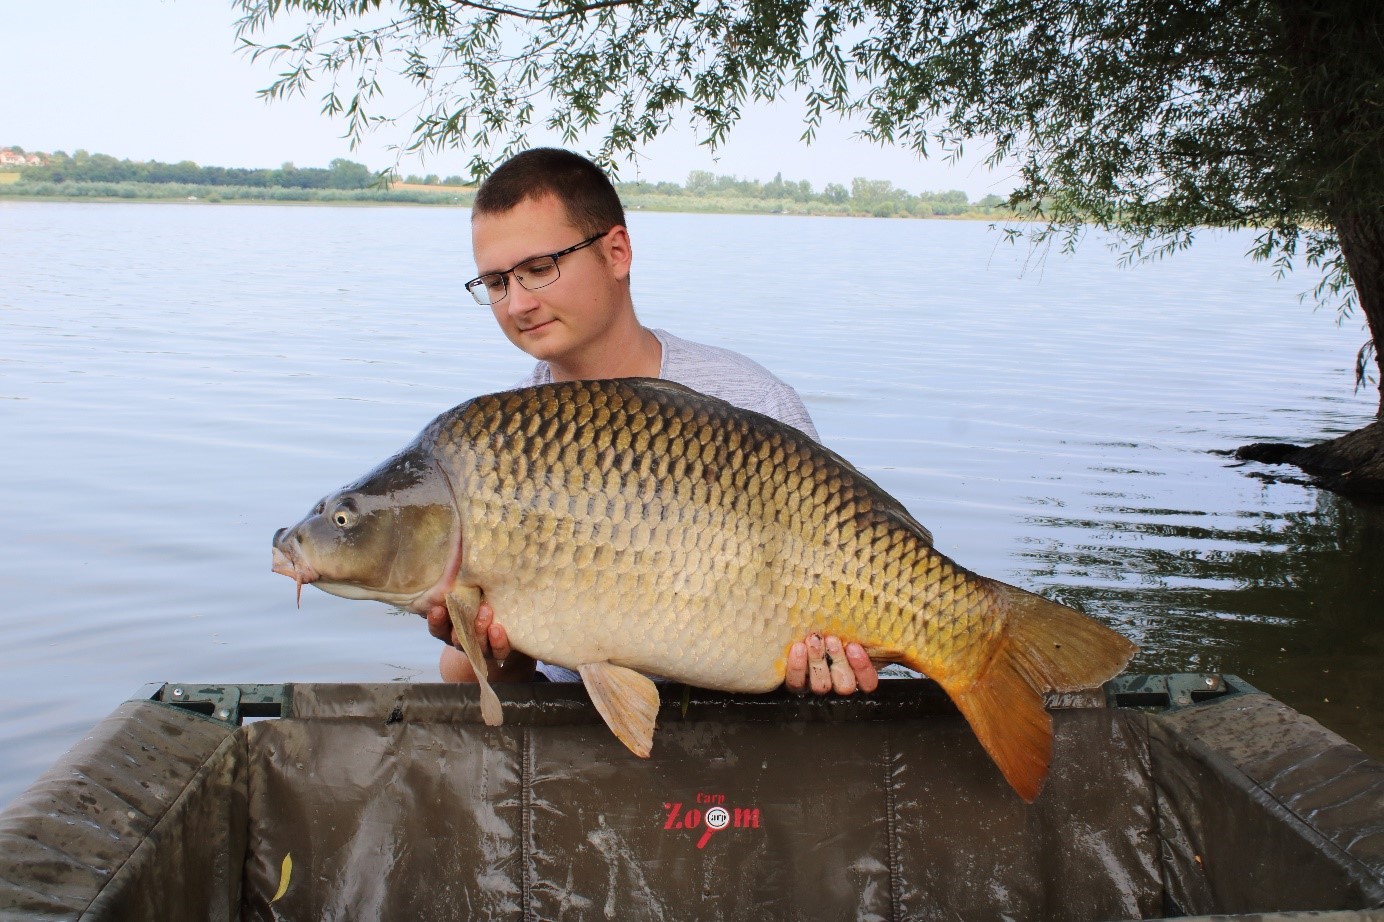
[{"xmin": 1, "ymin": 201, "xmax": 1380, "ymax": 809}]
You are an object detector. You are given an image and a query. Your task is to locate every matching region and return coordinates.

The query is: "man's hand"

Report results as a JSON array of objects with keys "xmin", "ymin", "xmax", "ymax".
[
  {"xmin": 427, "ymin": 603, "xmax": 875, "ymax": 694},
  {"xmin": 784, "ymin": 634, "xmax": 878, "ymax": 696},
  {"xmin": 428, "ymin": 601, "xmax": 536, "ymax": 682}
]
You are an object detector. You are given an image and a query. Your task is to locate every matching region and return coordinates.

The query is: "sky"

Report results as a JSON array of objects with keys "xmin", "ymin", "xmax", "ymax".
[{"xmin": 0, "ymin": 1, "xmax": 1016, "ymax": 199}]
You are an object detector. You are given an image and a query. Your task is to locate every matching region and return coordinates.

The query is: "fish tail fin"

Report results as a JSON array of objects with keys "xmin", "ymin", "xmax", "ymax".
[
  {"xmin": 940, "ymin": 583, "xmax": 1137, "ymax": 803},
  {"xmin": 992, "ymin": 583, "xmax": 1138, "ymax": 693},
  {"xmin": 944, "ymin": 639, "xmax": 1054, "ymax": 803}
]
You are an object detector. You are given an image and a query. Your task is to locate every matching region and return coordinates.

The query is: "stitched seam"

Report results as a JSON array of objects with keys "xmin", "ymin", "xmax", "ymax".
[
  {"xmin": 885, "ymin": 728, "xmax": 903, "ymax": 921},
  {"xmin": 521, "ymin": 726, "xmax": 533, "ymax": 922}
]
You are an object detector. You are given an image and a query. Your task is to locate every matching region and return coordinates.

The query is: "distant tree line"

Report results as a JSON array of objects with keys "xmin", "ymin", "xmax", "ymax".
[
  {"xmin": 395, "ymin": 167, "xmax": 1005, "ymax": 216},
  {"xmin": 400, "ymin": 173, "xmax": 468, "ymax": 186},
  {"xmin": 14, "ymin": 148, "xmax": 376, "ymax": 190},
  {"xmin": 3, "ymin": 147, "xmax": 1010, "ymax": 217},
  {"xmin": 618, "ymin": 170, "xmax": 1005, "ymax": 218}
]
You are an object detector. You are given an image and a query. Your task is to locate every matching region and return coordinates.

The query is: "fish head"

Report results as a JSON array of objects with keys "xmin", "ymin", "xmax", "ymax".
[{"xmin": 272, "ymin": 443, "xmax": 461, "ymax": 610}]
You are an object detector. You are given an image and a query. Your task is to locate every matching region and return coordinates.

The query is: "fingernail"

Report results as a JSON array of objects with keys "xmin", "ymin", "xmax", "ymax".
[
  {"xmin": 807, "ymin": 634, "xmax": 823, "ymax": 652},
  {"xmin": 826, "ymin": 637, "xmax": 842, "ymax": 654}
]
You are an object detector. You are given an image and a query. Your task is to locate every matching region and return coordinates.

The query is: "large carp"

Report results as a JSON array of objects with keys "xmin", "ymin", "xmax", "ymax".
[{"xmin": 272, "ymin": 379, "xmax": 1135, "ymax": 801}]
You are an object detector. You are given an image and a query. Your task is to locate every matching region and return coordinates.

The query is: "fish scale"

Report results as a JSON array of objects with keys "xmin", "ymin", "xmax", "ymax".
[{"xmin": 273, "ymin": 377, "xmax": 1136, "ymax": 800}]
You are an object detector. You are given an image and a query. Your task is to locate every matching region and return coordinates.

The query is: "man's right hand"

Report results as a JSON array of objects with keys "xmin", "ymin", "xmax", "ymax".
[
  {"xmin": 429, "ymin": 601, "xmax": 536, "ymax": 682},
  {"xmin": 784, "ymin": 633, "xmax": 878, "ymax": 696}
]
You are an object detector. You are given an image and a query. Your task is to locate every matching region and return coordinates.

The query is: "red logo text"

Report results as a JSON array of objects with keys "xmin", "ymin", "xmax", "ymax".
[{"xmin": 662, "ymin": 792, "xmax": 762, "ymax": 848}]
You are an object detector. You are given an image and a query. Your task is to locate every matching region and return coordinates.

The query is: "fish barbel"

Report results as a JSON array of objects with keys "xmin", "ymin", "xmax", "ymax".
[{"xmin": 272, "ymin": 378, "xmax": 1136, "ymax": 801}]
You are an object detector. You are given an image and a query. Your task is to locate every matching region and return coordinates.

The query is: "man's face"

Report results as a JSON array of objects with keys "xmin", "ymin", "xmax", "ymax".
[{"xmin": 471, "ymin": 193, "xmax": 631, "ymax": 369}]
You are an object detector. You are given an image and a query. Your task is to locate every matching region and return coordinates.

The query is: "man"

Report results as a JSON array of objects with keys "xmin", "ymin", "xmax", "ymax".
[{"xmin": 429, "ymin": 147, "xmax": 877, "ymax": 696}]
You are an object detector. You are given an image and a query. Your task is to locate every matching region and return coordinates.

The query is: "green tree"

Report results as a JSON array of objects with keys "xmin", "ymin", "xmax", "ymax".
[
  {"xmin": 328, "ymin": 158, "xmax": 373, "ymax": 189},
  {"xmin": 685, "ymin": 170, "xmax": 716, "ymax": 194},
  {"xmin": 233, "ymin": 0, "xmax": 1384, "ymax": 490}
]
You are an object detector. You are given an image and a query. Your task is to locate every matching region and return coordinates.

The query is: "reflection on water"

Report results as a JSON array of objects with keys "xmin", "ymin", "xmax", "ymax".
[
  {"xmin": 0, "ymin": 201, "xmax": 1379, "ymax": 810},
  {"xmin": 1019, "ymin": 490, "xmax": 1384, "ymax": 754}
]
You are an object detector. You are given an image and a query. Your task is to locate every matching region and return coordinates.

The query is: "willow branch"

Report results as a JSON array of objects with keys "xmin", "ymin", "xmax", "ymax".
[{"xmin": 444, "ymin": 0, "xmax": 638, "ymax": 23}]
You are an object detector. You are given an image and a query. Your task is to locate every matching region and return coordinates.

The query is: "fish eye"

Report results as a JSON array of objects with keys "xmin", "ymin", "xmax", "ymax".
[{"xmin": 329, "ymin": 499, "xmax": 359, "ymax": 528}]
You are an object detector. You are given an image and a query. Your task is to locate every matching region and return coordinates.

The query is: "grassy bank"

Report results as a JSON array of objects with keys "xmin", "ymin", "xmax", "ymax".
[
  {"xmin": 1, "ymin": 179, "xmax": 1015, "ymax": 219},
  {"xmin": 617, "ymin": 189, "xmax": 1014, "ymax": 219},
  {"xmin": 0, "ymin": 180, "xmax": 471, "ymax": 206}
]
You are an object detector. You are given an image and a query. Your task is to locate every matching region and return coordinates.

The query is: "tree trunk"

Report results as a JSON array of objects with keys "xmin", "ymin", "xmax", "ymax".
[
  {"xmin": 1332, "ymin": 205, "xmax": 1384, "ymax": 421},
  {"xmin": 1238, "ymin": 423, "xmax": 1384, "ymax": 498},
  {"xmin": 1238, "ymin": 1, "xmax": 1384, "ymax": 496},
  {"xmin": 1237, "ymin": 212, "xmax": 1384, "ymax": 497}
]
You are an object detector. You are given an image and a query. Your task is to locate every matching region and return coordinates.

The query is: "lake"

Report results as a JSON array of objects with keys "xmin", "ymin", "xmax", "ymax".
[{"xmin": 0, "ymin": 200, "xmax": 1379, "ymax": 809}]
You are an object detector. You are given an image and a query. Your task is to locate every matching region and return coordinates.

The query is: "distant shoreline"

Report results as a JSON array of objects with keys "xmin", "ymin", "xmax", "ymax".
[
  {"xmin": 3, "ymin": 149, "xmax": 1017, "ymax": 219},
  {"xmin": 0, "ymin": 185, "xmax": 1016, "ymax": 220}
]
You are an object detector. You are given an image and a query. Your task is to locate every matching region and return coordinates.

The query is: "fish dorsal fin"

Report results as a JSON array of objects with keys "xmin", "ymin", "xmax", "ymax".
[
  {"xmin": 444, "ymin": 589, "xmax": 503, "ymax": 727},
  {"xmin": 578, "ymin": 662, "xmax": 660, "ymax": 758},
  {"xmin": 618, "ymin": 377, "xmax": 703, "ymax": 400}
]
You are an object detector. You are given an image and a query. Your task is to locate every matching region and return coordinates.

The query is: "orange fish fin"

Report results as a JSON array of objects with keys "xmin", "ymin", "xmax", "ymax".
[
  {"xmin": 991, "ymin": 582, "xmax": 1138, "ymax": 693},
  {"xmin": 578, "ymin": 662, "xmax": 660, "ymax": 758},
  {"xmin": 945, "ymin": 638, "xmax": 1054, "ymax": 803},
  {"xmin": 444, "ymin": 589, "xmax": 503, "ymax": 727},
  {"xmin": 947, "ymin": 582, "xmax": 1138, "ymax": 802}
]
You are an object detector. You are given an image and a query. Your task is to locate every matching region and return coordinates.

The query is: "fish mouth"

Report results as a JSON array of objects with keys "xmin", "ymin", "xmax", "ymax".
[{"xmin": 271, "ymin": 539, "xmax": 319, "ymax": 607}]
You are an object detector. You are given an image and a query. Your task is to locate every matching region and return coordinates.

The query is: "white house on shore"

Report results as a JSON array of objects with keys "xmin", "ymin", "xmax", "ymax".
[{"xmin": 0, "ymin": 150, "xmax": 45, "ymax": 168}]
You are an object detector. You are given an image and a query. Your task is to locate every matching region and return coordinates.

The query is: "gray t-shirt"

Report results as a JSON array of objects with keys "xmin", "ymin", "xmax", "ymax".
[
  {"xmin": 513, "ymin": 328, "xmax": 820, "ymax": 441},
  {"xmin": 513, "ymin": 328, "xmax": 820, "ymax": 682}
]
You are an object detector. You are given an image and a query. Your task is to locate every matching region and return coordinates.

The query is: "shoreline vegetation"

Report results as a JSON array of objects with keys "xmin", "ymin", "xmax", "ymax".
[{"xmin": 0, "ymin": 148, "xmax": 1015, "ymax": 220}]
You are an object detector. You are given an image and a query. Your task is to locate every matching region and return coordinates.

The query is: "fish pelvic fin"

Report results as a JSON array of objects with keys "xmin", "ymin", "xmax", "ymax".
[
  {"xmin": 444, "ymin": 589, "xmax": 504, "ymax": 727},
  {"xmin": 578, "ymin": 662, "xmax": 660, "ymax": 758},
  {"xmin": 944, "ymin": 583, "xmax": 1138, "ymax": 803}
]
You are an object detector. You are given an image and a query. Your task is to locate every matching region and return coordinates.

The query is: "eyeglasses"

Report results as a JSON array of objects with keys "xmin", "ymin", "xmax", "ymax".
[{"xmin": 464, "ymin": 230, "xmax": 609, "ymax": 306}]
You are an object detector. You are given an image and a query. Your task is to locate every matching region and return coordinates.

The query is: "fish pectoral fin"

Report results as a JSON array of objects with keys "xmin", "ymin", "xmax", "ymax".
[
  {"xmin": 578, "ymin": 663, "xmax": 660, "ymax": 758},
  {"xmin": 444, "ymin": 589, "xmax": 503, "ymax": 728}
]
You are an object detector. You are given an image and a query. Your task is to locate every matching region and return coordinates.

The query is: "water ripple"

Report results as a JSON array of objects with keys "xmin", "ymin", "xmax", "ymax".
[{"xmin": 0, "ymin": 202, "xmax": 1379, "ymax": 807}]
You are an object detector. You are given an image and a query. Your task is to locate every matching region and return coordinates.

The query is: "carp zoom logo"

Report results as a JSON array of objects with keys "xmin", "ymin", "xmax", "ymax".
[{"xmin": 662, "ymin": 793, "xmax": 761, "ymax": 849}]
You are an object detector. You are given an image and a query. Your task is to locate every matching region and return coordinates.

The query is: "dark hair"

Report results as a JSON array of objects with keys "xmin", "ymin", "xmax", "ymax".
[{"xmin": 472, "ymin": 148, "xmax": 625, "ymax": 236}]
